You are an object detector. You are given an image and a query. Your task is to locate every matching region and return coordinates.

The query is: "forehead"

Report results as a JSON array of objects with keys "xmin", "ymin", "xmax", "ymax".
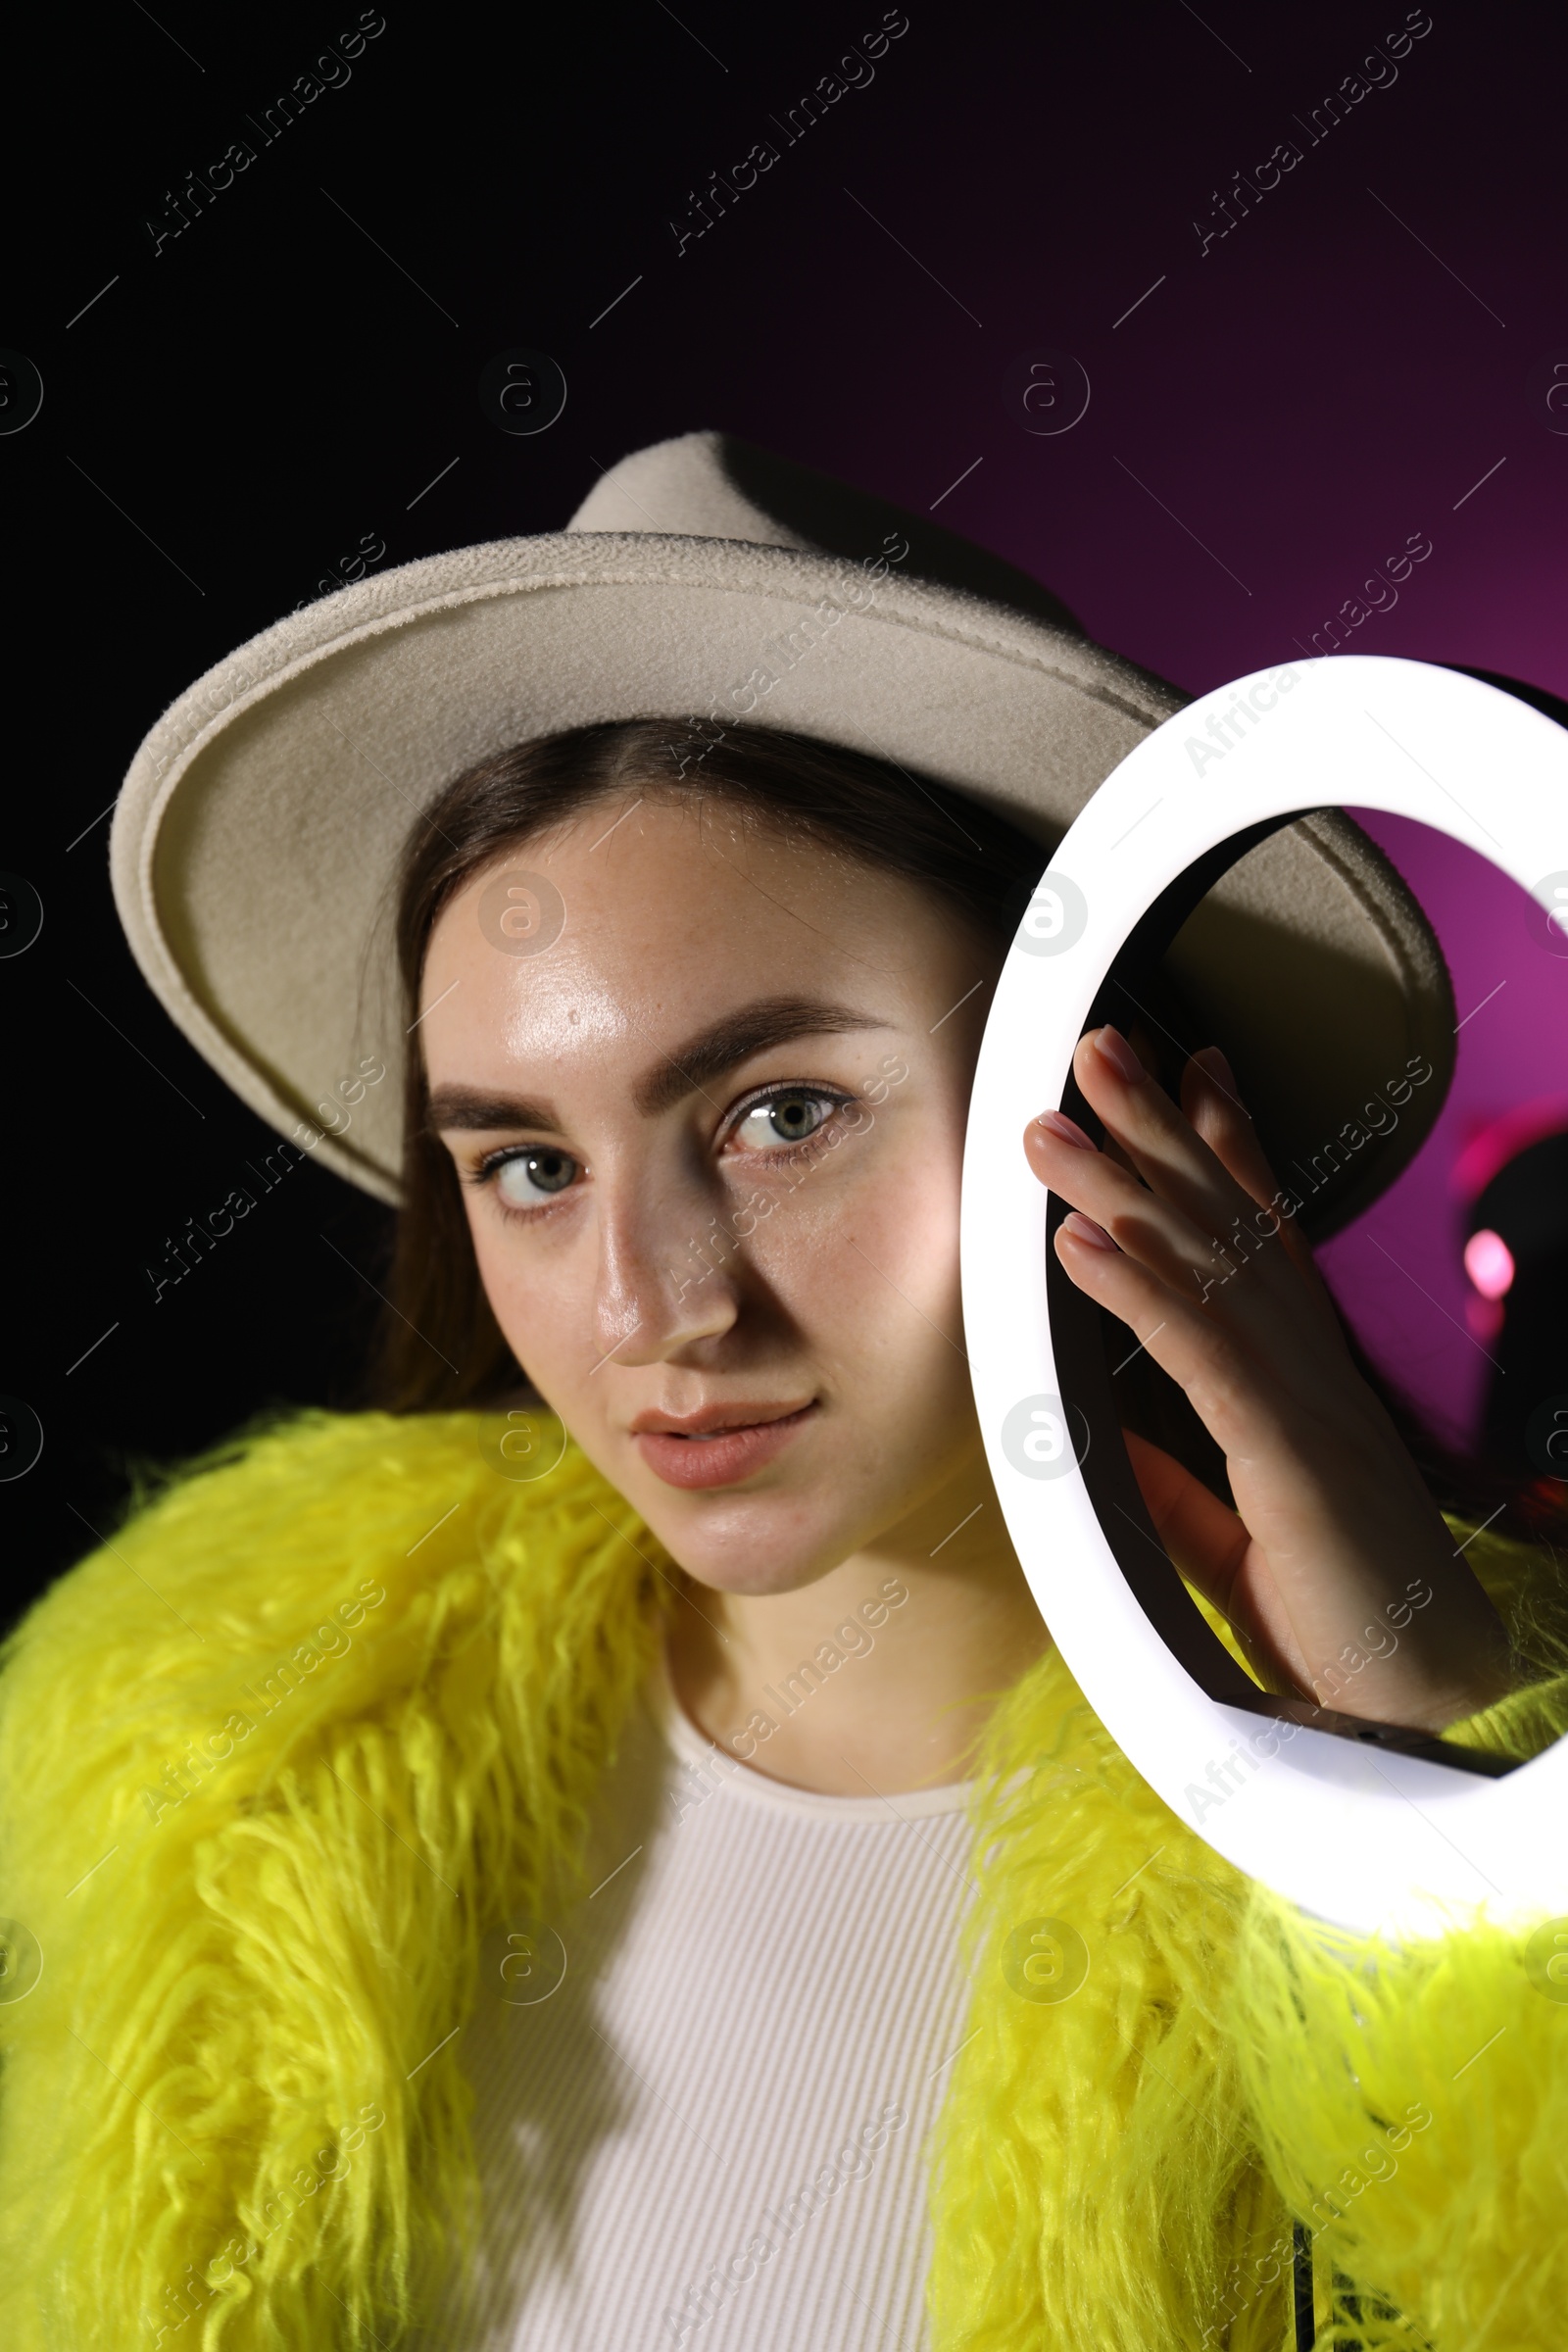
[{"xmin": 420, "ymin": 790, "xmax": 952, "ymax": 1042}]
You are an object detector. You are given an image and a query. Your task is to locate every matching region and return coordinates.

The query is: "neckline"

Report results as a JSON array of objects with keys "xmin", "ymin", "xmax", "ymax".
[{"xmin": 648, "ymin": 1642, "xmax": 978, "ymax": 1822}]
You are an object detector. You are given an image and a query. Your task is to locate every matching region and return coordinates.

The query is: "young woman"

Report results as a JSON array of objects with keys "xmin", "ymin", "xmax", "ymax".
[{"xmin": 3, "ymin": 434, "xmax": 1565, "ymax": 2351}]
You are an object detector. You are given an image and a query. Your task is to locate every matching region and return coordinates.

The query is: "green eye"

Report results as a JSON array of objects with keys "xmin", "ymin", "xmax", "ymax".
[
  {"xmin": 733, "ymin": 1092, "xmax": 834, "ymax": 1151},
  {"xmin": 495, "ymin": 1148, "xmax": 578, "ymax": 1204}
]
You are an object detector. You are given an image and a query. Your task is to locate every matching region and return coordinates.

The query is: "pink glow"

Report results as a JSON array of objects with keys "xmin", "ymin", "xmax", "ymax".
[
  {"xmin": 1450, "ymin": 1099, "xmax": 1568, "ymax": 1202},
  {"xmin": 1464, "ymin": 1228, "xmax": 1516, "ymax": 1300},
  {"xmin": 1319, "ymin": 813, "xmax": 1568, "ymax": 1447}
]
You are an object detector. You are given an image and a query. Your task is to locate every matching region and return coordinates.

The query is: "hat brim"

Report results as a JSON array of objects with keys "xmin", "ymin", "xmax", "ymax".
[{"xmin": 110, "ymin": 530, "xmax": 1452, "ymax": 1227}]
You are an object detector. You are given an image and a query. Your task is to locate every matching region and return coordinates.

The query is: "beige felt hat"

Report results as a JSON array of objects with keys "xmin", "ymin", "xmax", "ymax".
[{"xmin": 109, "ymin": 429, "xmax": 1453, "ymax": 1229}]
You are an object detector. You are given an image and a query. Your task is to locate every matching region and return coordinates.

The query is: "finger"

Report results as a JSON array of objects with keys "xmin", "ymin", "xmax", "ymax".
[
  {"xmin": 1030, "ymin": 1110, "xmax": 1308, "ymax": 1351},
  {"xmin": 1073, "ymin": 1026, "xmax": 1272, "ymax": 1246},
  {"xmin": 1051, "ymin": 1205, "xmax": 1326, "ymax": 1475},
  {"xmin": 1180, "ymin": 1048, "xmax": 1344, "ymax": 1332},
  {"xmin": 1123, "ymin": 1428, "xmax": 1250, "ymax": 1615},
  {"xmin": 1179, "ymin": 1046, "xmax": 1278, "ymax": 1205},
  {"xmin": 1068, "ymin": 1027, "xmax": 1342, "ymax": 1353},
  {"xmin": 1122, "ymin": 1432, "xmax": 1313, "ymax": 1695}
]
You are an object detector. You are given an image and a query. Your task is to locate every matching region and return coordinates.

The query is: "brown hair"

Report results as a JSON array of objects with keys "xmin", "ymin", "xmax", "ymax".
[{"xmin": 367, "ymin": 716, "xmax": 1049, "ymax": 1413}]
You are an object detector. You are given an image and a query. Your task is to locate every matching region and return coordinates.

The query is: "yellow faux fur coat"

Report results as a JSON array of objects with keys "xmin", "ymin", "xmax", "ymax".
[{"xmin": 1, "ymin": 1408, "xmax": 1564, "ymax": 2349}]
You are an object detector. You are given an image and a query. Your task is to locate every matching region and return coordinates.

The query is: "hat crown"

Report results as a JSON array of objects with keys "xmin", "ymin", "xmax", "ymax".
[
  {"xmin": 567, "ymin": 428, "xmax": 1084, "ymax": 631},
  {"xmin": 567, "ymin": 429, "xmax": 817, "ymax": 549}
]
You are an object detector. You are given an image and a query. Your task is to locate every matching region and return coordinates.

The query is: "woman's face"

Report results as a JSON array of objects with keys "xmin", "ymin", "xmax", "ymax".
[{"xmin": 420, "ymin": 789, "xmax": 1002, "ymax": 1597}]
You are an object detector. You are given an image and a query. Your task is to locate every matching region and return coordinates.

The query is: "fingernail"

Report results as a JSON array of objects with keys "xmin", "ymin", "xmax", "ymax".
[
  {"xmin": 1035, "ymin": 1108, "xmax": 1097, "ymax": 1150},
  {"xmin": 1094, "ymin": 1024, "xmax": 1146, "ymax": 1084},
  {"xmin": 1060, "ymin": 1210, "xmax": 1118, "ymax": 1251}
]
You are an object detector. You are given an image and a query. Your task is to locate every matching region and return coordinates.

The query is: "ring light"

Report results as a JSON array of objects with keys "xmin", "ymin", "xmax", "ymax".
[{"xmin": 960, "ymin": 655, "xmax": 1568, "ymax": 1938}]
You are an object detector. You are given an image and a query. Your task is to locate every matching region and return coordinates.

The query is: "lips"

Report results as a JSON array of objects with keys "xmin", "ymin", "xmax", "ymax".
[
  {"xmin": 630, "ymin": 1401, "xmax": 811, "ymax": 1437},
  {"xmin": 632, "ymin": 1401, "xmax": 817, "ymax": 1489}
]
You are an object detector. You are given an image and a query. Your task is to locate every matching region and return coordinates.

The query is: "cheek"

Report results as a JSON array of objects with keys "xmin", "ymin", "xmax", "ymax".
[
  {"xmin": 466, "ymin": 1208, "xmax": 511, "ymax": 1318},
  {"xmin": 760, "ymin": 1122, "xmax": 967, "ymax": 1378},
  {"xmin": 466, "ymin": 1209, "xmax": 574, "ymax": 1381}
]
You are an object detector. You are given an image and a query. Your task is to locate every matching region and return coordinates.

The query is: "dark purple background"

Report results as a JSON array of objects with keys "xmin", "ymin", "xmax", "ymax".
[{"xmin": 6, "ymin": 0, "xmax": 1567, "ymax": 1611}]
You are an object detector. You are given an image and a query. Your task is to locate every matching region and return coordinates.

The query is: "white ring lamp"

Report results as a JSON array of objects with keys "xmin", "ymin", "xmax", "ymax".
[{"xmin": 960, "ymin": 654, "xmax": 1568, "ymax": 1939}]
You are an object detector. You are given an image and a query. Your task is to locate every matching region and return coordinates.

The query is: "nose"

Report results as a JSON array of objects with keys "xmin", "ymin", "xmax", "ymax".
[{"xmin": 588, "ymin": 1175, "xmax": 743, "ymax": 1370}]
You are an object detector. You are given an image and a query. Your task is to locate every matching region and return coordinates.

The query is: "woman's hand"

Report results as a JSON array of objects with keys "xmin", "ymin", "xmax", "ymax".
[{"xmin": 1023, "ymin": 1023, "xmax": 1516, "ymax": 1735}]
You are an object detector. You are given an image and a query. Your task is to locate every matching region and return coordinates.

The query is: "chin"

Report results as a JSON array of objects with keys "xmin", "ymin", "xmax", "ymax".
[{"xmin": 632, "ymin": 1482, "xmax": 875, "ymax": 1599}]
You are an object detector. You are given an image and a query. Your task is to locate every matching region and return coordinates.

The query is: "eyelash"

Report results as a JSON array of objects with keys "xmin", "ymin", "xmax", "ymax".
[{"xmin": 465, "ymin": 1082, "xmax": 861, "ymax": 1224}]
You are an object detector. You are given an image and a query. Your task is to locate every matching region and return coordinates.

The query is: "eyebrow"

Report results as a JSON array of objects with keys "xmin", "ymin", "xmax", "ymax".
[{"xmin": 424, "ymin": 994, "xmax": 890, "ymax": 1136}]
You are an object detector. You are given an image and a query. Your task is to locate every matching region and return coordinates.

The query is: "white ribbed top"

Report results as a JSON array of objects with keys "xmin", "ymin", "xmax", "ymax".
[{"xmin": 416, "ymin": 1651, "xmax": 979, "ymax": 2350}]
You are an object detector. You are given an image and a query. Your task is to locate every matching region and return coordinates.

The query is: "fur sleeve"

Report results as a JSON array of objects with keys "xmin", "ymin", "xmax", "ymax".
[
  {"xmin": 1227, "ymin": 1512, "xmax": 1568, "ymax": 2344},
  {"xmin": 0, "ymin": 1408, "xmax": 658, "ymax": 2350},
  {"xmin": 1231, "ymin": 1886, "xmax": 1567, "ymax": 2348}
]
